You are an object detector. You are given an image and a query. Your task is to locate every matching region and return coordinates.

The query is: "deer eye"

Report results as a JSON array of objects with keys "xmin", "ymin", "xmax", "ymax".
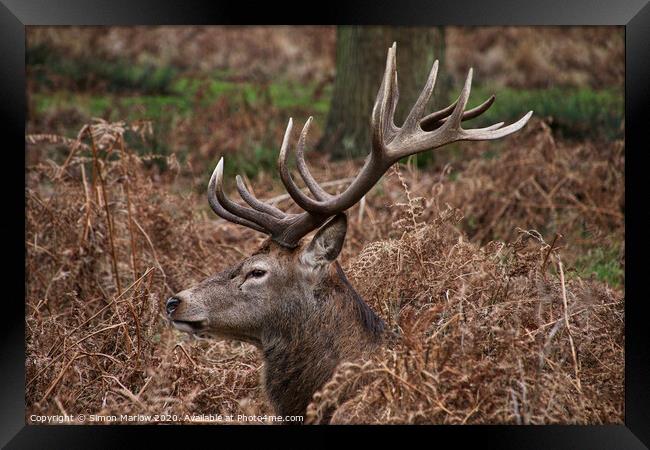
[{"xmin": 246, "ymin": 269, "xmax": 267, "ymax": 279}]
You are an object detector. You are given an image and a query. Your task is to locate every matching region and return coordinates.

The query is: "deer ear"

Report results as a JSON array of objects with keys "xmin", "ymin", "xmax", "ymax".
[{"xmin": 301, "ymin": 214, "xmax": 347, "ymax": 268}]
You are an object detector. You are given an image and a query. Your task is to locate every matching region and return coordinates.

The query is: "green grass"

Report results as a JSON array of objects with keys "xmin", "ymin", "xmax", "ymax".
[
  {"xmin": 32, "ymin": 76, "xmax": 332, "ymax": 121},
  {"xmin": 467, "ymin": 85, "xmax": 623, "ymax": 140},
  {"xmin": 573, "ymin": 244, "xmax": 624, "ymax": 288},
  {"xmin": 33, "ymin": 92, "xmax": 194, "ymax": 120}
]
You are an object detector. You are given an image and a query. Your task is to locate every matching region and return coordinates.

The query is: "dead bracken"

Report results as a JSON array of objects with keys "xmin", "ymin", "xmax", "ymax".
[{"xmin": 26, "ymin": 115, "xmax": 623, "ymax": 424}]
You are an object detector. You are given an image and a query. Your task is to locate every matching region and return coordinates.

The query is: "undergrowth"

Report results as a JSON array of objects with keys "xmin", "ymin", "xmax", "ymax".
[
  {"xmin": 26, "ymin": 117, "xmax": 623, "ymax": 424},
  {"xmin": 308, "ymin": 186, "xmax": 623, "ymax": 424}
]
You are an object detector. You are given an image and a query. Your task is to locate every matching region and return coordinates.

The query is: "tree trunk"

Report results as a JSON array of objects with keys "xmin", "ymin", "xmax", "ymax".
[{"xmin": 320, "ymin": 26, "xmax": 447, "ymax": 159}]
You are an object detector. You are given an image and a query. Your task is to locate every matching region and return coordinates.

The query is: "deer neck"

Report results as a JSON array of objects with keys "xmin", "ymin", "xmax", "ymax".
[{"xmin": 260, "ymin": 262, "xmax": 385, "ymax": 418}]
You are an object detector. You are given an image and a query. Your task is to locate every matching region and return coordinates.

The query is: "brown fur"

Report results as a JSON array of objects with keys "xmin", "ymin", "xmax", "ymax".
[{"xmin": 261, "ymin": 260, "xmax": 385, "ymax": 418}]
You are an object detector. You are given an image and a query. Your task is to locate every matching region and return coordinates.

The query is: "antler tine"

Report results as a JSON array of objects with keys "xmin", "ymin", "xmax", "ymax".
[
  {"xmin": 420, "ymin": 94, "xmax": 495, "ymax": 131},
  {"xmin": 456, "ymin": 94, "xmax": 496, "ymax": 121},
  {"xmin": 402, "ymin": 58, "xmax": 439, "ymax": 130},
  {"xmin": 235, "ymin": 175, "xmax": 286, "ymax": 219},
  {"xmin": 438, "ymin": 67, "xmax": 534, "ymax": 141},
  {"xmin": 279, "ymin": 118, "xmax": 387, "ymax": 216},
  {"xmin": 372, "ymin": 43, "xmax": 399, "ymax": 157},
  {"xmin": 208, "ymin": 159, "xmax": 267, "ymax": 233},
  {"xmin": 445, "ymin": 68, "xmax": 474, "ymax": 130},
  {"xmin": 278, "ymin": 118, "xmax": 318, "ymax": 211},
  {"xmin": 214, "ymin": 158, "xmax": 282, "ymax": 229},
  {"xmin": 387, "ymin": 44, "xmax": 400, "ymax": 138},
  {"xmin": 295, "ymin": 117, "xmax": 332, "ymax": 201},
  {"xmin": 461, "ymin": 110, "xmax": 533, "ymax": 141},
  {"xmin": 389, "ymin": 48, "xmax": 400, "ymax": 138}
]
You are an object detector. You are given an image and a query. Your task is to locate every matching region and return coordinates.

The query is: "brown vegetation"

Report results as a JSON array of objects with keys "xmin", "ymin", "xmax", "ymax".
[
  {"xmin": 447, "ymin": 26, "xmax": 624, "ymax": 88},
  {"xmin": 309, "ymin": 174, "xmax": 623, "ymax": 424},
  {"xmin": 26, "ymin": 116, "xmax": 623, "ymax": 424}
]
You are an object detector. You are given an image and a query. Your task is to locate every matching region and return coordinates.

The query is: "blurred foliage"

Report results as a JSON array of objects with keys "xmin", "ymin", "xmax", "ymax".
[
  {"xmin": 574, "ymin": 243, "xmax": 624, "ymax": 288},
  {"xmin": 28, "ymin": 46, "xmax": 334, "ymax": 180},
  {"xmin": 469, "ymin": 85, "xmax": 623, "ymax": 140},
  {"xmin": 28, "ymin": 38, "xmax": 623, "ymax": 180},
  {"xmin": 28, "ymin": 44, "xmax": 179, "ymax": 94},
  {"xmin": 29, "ymin": 78, "xmax": 333, "ymax": 176},
  {"xmin": 403, "ymin": 85, "xmax": 623, "ymax": 169}
]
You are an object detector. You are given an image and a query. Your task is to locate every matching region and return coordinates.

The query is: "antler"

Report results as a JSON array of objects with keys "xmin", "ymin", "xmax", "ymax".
[{"xmin": 208, "ymin": 42, "xmax": 533, "ymax": 248}]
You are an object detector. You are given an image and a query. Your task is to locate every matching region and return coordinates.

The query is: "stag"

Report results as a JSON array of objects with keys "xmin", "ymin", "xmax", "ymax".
[{"xmin": 166, "ymin": 43, "xmax": 532, "ymax": 422}]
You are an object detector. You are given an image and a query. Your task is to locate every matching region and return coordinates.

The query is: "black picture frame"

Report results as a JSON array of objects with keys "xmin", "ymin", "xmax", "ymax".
[{"xmin": 4, "ymin": 0, "xmax": 649, "ymax": 447}]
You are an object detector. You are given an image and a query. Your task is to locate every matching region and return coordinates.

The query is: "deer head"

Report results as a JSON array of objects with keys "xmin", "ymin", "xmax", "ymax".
[
  {"xmin": 166, "ymin": 43, "xmax": 532, "ymax": 419},
  {"xmin": 166, "ymin": 213, "xmax": 350, "ymax": 346}
]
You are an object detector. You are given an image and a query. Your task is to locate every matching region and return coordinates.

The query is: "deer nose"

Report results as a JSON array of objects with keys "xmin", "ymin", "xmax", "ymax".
[{"xmin": 166, "ymin": 297, "xmax": 181, "ymax": 315}]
